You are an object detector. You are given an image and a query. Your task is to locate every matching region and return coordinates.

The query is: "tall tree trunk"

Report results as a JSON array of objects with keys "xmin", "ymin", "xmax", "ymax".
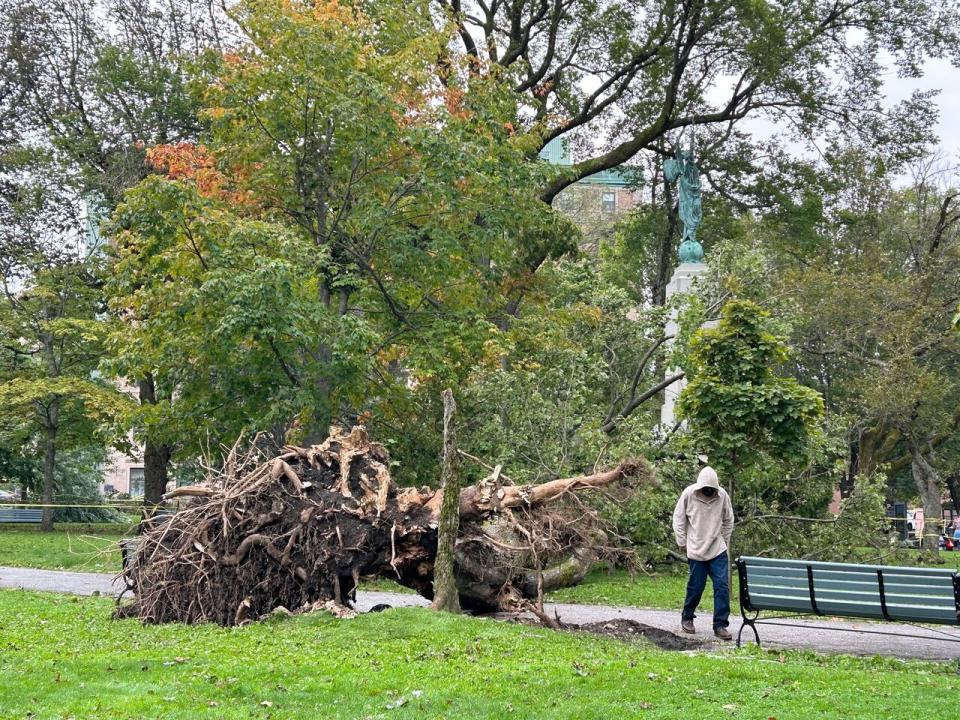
[
  {"xmin": 139, "ymin": 374, "xmax": 173, "ymax": 506},
  {"xmin": 911, "ymin": 446, "xmax": 943, "ymax": 557},
  {"xmin": 841, "ymin": 439, "xmax": 859, "ymax": 497},
  {"xmin": 143, "ymin": 439, "xmax": 172, "ymax": 506},
  {"xmin": 431, "ymin": 389, "xmax": 461, "ymax": 613},
  {"xmin": 40, "ymin": 400, "xmax": 59, "ymax": 532},
  {"xmin": 945, "ymin": 475, "xmax": 960, "ymax": 515}
]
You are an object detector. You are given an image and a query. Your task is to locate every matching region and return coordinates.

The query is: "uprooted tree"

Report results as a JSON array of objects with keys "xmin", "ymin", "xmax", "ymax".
[{"xmin": 117, "ymin": 426, "xmax": 651, "ymax": 625}]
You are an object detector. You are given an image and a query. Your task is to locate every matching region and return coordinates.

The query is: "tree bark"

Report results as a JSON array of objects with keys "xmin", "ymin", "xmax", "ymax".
[
  {"xmin": 945, "ymin": 475, "xmax": 960, "ymax": 515},
  {"xmin": 40, "ymin": 400, "xmax": 59, "ymax": 532},
  {"xmin": 841, "ymin": 439, "xmax": 858, "ymax": 498},
  {"xmin": 431, "ymin": 389, "xmax": 461, "ymax": 613},
  {"xmin": 652, "ymin": 178, "xmax": 677, "ymax": 307},
  {"xmin": 138, "ymin": 374, "xmax": 172, "ymax": 506},
  {"xmin": 143, "ymin": 439, "xmax": 172, "ymax": 507},
  {"xmin": 911, "ymin": 446, "xmax": 943, "ymax": 557}
]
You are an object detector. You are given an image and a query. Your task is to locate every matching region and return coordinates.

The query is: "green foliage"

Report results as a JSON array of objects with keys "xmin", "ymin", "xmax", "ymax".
[
  {"xmin": 0, "ymin": 443, "xmax": 123, "ymax": 522},
  {"xmin": 0, "ymin": 257, "xmax": 128, "ymax": 446},
  {"xmin": 104, "ymin": 1, "xmax": 577, "ymax": 460},
  {"xmin": 1, "ymin": 0, "xmax": 213, "ymax": 205},
  {"xmin": 49, "ymin": 446, "xmax": 127, "ymax": 523},
  {"xmin": 3, "ymin": 592, "xmax": 960, "ymax": 719},
  {"xmin": 733, "ymin": 473, "xmax": 891, "ymax": 562},
  {"xmin": 104, "ymin": 176, "xmax": 369, "ymax": 450},
  {"xmin": 441, "ymin": 258, "xmax": 667, "ymax": 482},
  {"xmin": 678, "ymin": 300, "xmax": 824, "ymax": 477}
]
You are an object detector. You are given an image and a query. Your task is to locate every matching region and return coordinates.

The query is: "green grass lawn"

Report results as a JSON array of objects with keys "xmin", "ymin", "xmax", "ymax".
[
  {"xmin": 1, "ymin": 590, "xmax": 956, "ymax": 720},
  {"xmin": 546, "ymin": 566, "xmax": 732, "ymax": 612},
  {"xmin": 0, "ymin": 524, "xmax": 133, "ymax": 574}
]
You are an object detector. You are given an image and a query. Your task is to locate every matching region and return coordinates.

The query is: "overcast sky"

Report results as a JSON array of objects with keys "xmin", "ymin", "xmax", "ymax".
[
  {"xmin": 722, "ymin": 54, "xmax": 960, "ymax": 187},
  {"xmin": 886, "ymin": 57, "xmax": 960, "ymax": 161}
]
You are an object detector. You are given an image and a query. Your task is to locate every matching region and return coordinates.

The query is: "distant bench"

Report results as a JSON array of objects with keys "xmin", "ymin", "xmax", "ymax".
[
  {"xmin": 736, "ymin": 556, "xmax": 960, "ymax": 649},
  {"xmin": 0, "ymin": 508, "xmax": 43, "ymax": 524}
]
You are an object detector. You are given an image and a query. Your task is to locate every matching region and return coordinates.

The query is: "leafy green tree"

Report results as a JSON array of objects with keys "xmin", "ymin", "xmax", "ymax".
[
  {"xmin": 0, "ymin": 445, "xmax": 36, "ymax": 501},
  {"xmin": 437, "ymin": 0, "xmax": 958, "ymax": 329},
  {"xmin": 6, "ymin": 0, "xmax": 959, "ymax": 512},
  {"xmin": 677, "ymin": 300, "xmax": 825, "ymax": 510},
  {"xmin": 0, "ymin": 0, "xmax": 227, "ymax": 504},
  {"xmin": 778, "ymin": 153, "xmax": 960, "ymax": 554},
  {"xmin": 105, "ymin": 1, "xmax": 574, "ymax": 470},
  {"xmin": 0, "ymin": 189, "xmax": 127, "ymax": 530}
]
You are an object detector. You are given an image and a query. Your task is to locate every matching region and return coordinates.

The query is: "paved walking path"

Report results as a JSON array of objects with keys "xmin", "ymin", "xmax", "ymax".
[{"xmin": 2, "ymin": 566, "xmax": 958, "ymax": 661}]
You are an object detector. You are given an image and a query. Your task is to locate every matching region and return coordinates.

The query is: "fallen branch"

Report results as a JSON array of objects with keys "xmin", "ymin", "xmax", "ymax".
[{"xmin": 163, "ymin": 486, "xmax": 215, "ymax": 500}]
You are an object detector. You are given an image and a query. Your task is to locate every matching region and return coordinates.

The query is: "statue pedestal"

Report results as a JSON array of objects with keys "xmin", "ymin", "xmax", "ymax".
[{"xmin": 660, "ymin": 262, "xmax": 707, "ymax": 428}]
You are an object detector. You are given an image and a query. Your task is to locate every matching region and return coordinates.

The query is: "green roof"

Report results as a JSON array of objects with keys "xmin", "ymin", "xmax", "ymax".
[{"xmin": 539, "ymin": 137, "xmax": 639, "ymax": 188}]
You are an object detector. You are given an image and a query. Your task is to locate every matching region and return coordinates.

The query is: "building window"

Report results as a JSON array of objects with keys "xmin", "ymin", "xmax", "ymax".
[
  {"xmin": 601, "ymin": 191, "xmax": 616, "ymax": 213},
  {"xmin": 129, "ymin": 467, "xmax": 145, "ymax": 498}
]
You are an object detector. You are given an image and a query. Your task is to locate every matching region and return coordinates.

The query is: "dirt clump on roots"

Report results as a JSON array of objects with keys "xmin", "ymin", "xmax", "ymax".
[{"xmin": 117, "ymin": 426, "xmax": 652, "ymax": 626}]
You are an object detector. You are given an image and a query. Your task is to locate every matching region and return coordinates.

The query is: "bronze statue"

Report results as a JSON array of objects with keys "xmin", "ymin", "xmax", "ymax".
[{"xmin": 664, "ymin": 131, "xmax": 704, "ymax": 263}]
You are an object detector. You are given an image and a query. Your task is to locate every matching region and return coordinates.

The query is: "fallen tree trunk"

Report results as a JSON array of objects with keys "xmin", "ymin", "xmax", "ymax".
[{"xmin": 118, "ymin": 426, "xmax": 652, "ymax": 625}]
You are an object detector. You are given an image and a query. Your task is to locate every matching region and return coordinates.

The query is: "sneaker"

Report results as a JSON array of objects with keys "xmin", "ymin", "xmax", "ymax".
[
  {"xmin": 681, "ymin": 619, "xmax": 695, "ymax": 634},
  {"xmin": 714, "ymin": 627, "xmax": 733, "ymax": 641}
]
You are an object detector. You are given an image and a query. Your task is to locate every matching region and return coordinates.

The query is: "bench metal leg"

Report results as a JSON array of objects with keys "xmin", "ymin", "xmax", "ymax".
[
  {"xmin": 735, "ymin": 558, "xmax": 760, "ymax": 648},
  {"xmin": 737, "ymin": 611, "xmax": 760, "ymax": 648}
]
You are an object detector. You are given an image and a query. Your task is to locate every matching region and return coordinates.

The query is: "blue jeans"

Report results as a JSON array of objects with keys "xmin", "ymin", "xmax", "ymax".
[{"xmin": 682, "ymin": 551, "xmax": 730, "ymax": 629}]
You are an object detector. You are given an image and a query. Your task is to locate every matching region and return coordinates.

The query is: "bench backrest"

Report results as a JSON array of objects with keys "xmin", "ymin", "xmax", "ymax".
[
  {"xmin": 738, "ymin": 556, "xmax": 960, "ymax": 625},
  {"xmin": 0, "ymin": 507, "xmax": 43, "ymax": 523}
]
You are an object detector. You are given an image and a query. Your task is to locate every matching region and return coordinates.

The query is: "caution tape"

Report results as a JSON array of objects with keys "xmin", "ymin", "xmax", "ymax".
[{"xmin": 0, "ymin": 503, "xmax": 147, "ymax": 510}]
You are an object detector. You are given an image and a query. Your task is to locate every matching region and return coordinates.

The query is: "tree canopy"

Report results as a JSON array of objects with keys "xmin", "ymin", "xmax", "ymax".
[{"xmin": 1, "ymin": 0, "xmax": 959, "ymax": 553}]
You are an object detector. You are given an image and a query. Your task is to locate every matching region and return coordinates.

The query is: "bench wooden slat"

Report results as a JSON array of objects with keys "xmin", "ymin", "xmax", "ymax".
[
  {"xmin": 0, "ymin": 508, "xmax": 43, "ymax": 523},
  {"xmin": 749, "ymin": 583, "xmax": 956, "ymax": 608},
  {"xmin": 743, "ymin": 556, "xmax": 957, "ymax": 578},
  {"xmin": 745, "ymin": 566, "xmax": 954, "ymax": 583},
  {"xmin": 748, "ymin": 592, "xmax": 958, "ymax": 623},
  {"xmin": 745, "ymin": 572, "xmax": 954, "ymax": 597}
]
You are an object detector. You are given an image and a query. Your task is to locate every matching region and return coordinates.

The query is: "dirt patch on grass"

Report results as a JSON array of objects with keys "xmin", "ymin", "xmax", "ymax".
[
  {"xmin": 498, "ymin": 614, "xmax": 704, "ymax": 650},
  {"xmin": 574, "ymin": 618, "xmax": 703, "ymax": 650}
]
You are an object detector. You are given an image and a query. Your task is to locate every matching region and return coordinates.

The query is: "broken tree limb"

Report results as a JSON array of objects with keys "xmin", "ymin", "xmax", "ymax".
[
  {"xmin": 163, "ymin": 486, "xmax": 215, "ymax": 500},
  {"xmin": 601, "ymin": 372, "xmax": 686, "ymax": 434},
  {"xmin": 431, "ymin": 389, "xmax": 461, "ymax": 613},
  {"xmin": 453, "ymin": 459, "xmax": 645, "ymax": 520}
]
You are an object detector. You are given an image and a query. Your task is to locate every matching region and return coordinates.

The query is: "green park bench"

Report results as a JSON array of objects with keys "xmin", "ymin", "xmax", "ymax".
[
  {"xmin": 736, "ymin": 556, "xmax": 960, "ymax": 649},
  {"xmin": 0, "ymin": 508, "xmax": 43, "ymax": 523}
]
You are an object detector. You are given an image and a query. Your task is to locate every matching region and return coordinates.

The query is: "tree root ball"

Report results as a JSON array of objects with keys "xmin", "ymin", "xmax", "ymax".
[{"xmin": 117, "ymin": 426, "xmax": 652, "ymax": 625}]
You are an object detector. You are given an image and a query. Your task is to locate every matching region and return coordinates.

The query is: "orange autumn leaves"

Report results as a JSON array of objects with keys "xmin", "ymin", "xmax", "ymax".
[
  {"xmin": 145, "ymin": 143, "xmax": 223, "ymax": 195},
  {"xmin": 280, "ymin": 0, "xmax": 361, "ymax": 28},
  {"xmin": 145, "ymin": 143, "xmax": 260, "ymax": 211}
]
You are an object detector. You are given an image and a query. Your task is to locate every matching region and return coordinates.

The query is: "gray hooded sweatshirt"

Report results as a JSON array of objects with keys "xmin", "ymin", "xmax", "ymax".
[{"xmin": 672, "ymin": 485, "xmax": 734, "ymax": 561}]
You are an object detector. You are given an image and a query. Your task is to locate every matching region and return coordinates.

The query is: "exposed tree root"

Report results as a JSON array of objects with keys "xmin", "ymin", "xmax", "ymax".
[{"xmin": 117, "ymin": 426, "xmax": 652, "ymax": 625}]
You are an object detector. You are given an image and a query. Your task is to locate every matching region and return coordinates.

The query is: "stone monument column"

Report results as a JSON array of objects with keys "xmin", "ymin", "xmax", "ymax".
[
  {"xmin": 660, "ymin": 258, "xmax": 706, "ymax": 427},
  {"xmin": 660, "ymin": 133, "xmax": 706, "ymax": 428}
]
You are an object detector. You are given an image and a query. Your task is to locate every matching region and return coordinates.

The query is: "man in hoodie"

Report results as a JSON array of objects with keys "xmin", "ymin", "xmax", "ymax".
[{"xmin": 672, "ymin": 466, "xmax": 735, "ymax": 640}]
